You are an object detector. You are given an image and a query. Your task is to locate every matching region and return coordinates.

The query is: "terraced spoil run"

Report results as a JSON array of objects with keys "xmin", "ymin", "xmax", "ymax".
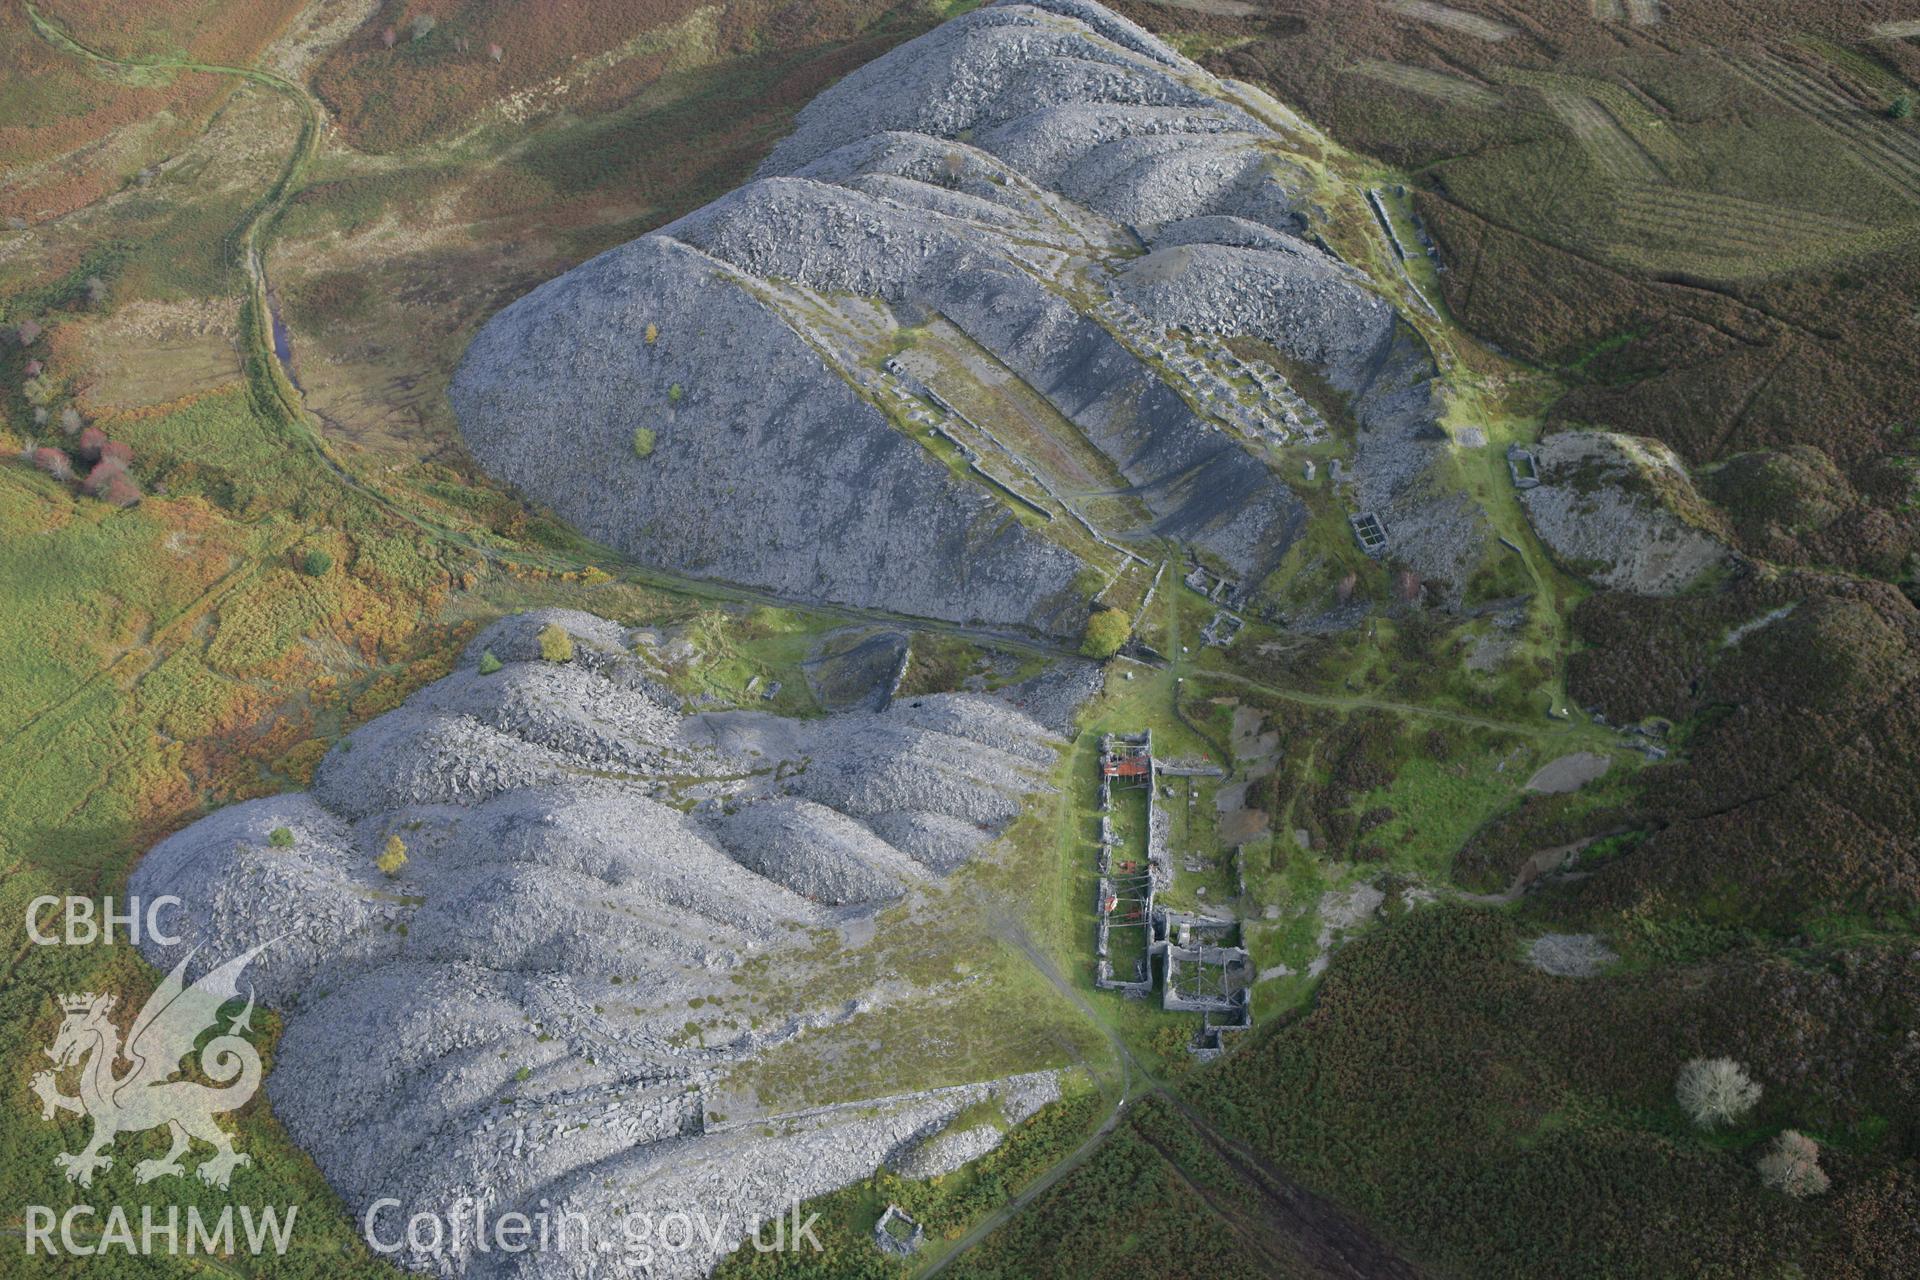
[
  {"xmin": 1540, "ymin": 89, "xmax": 1666, "ymax": 183},
  {"xmin": 1138, "ymin": 0, "xmax": 1259, "ymax": 14},
  {"xmin": 1578, "ymin": 0, "xmax": 1666, "ymax": 22},
  {"xmin": 1613, "ymin": 183, "xmax": 1873, "ymax": 249},
  {"xmin": 1494, "ymin": 68, "xmax": 1688, "ymax": 173},
  {"xmin": 1349, "ymin": 59, "xmax": 1503, "ymax": 110},
  {"xmin": 1391, "ymin": 0, "xmax": 1517, "ymax": 42},
  {"xmin": 1605, "ymin": 184, "xmax": 1884, "ymax": 275},
  {"xmin": 1724, "ymin": 47, "xmax": 1920, "ymax": 204}
]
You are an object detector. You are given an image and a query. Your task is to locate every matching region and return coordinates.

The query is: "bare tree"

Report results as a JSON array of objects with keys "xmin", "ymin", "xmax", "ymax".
[
  {"xmin": 489, "ymin": 42, "xmax": 502, "ymax": 63},
  {"xmin": 411, "ymin": 14, "xmax": 436, "ymax": 39},
  {"xmin": 60, "ymin": 406, "xmax": 83, "ymax": 435},
  {"xmin": 84, "ymin": 276, "xmax": 108, "ymax": 308},
  {"xmin": 1757, "ymin": 1130, "xmax": 1828, "ymax": 1199},
  {"xmin": 77, "ymin": 425, "xmax": 106, "ymax": 461},
  {"xmin": 1676, "ymin": 1057, "xmax": 1761, "ymax": 1129},
  {"xmin": 99, "ymin": 439, "xmax": 133, "ymax": 468},
  {"xmin": 16, "ymin": 318, "xmax": 41, "ymax": 346},
  {"xmin": 382, "ymin": 26, "xmax": 397, "ymax": 49}
]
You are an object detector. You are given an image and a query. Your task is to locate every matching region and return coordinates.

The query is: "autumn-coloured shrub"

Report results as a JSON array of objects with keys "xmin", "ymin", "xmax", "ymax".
[
  {"xmin": 102, "ymin": 472, "xmax": 142, "ymax": 508},
  {"xmin": 376, "ymin": 834, "xmax": 408, "ymax": 877},
  {"xmin": 29, "ymin": 447, "xmax": 69, "ymax": 480},
  {"xmin": 79, "ymin": 458, "xmax": 123, "ymax": 497}
]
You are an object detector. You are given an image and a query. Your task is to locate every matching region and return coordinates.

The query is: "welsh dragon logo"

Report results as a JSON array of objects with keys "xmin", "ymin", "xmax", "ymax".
[{"xmin": 31, "ymin": 943, "xmax": 269, "ymax": 1189}]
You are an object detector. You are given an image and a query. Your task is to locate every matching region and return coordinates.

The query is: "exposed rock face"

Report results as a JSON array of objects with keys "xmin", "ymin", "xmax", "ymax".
[
  {"xmin": 451, "ymin": 0, "xmax": 1465, "ymax": 631},
  {"xmin": 132, "ymin": 611, "xmax": 1084, "ymax": 1278},
  {"xmin": 801, "ymin": 627, "xmax": 909, "ymax": 712},
  {"xmin": 1520, "ymin": 430, "xmax": 1731, "ymax": 594}
]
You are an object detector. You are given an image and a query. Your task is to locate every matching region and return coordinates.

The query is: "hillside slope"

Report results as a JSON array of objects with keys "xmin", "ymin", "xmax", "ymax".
[{"xmin": 451, "ymin": 0, "xmax": 1465, "ymax": 638}]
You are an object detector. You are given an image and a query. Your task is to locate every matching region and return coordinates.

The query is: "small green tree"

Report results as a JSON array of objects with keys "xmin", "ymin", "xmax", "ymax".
[
  {"xmin": 632, "ymin": 426, "xmax": 655, "ymax": 459},
  {"xmin": 376, "ymin": 834, "xmax": 408, "ymax": 878},
  {"xmin": 301, "ymin": 549, "xmax": 333, "ymax": 577},
  {"xmin": 537, "ymin": 623, "xmax": 574, "ymax": 663},
  {"xmin": 1080, "ymin": 607, "xmax": 1131, "ymax": 659},
  {"xmin": 1891, "ymin": 94, "xmax": 1913, "ymax": 120},
  {"xmin": 477, "ymin": 649, "xmax": 503, "ymax": 675},
  {"xmin": 667, "ymin": 383, "xmax": 684, "ymax": 403},
  {"xmin": 267, "ymin": 826, "xmax": 295, "ymax": 848}
]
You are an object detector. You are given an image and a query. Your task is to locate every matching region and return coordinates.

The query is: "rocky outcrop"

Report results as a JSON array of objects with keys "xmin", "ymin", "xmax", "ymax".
[
  {"xmin": 1520, "ymin": 430, "xmax": 1731, "ymax": 594},
  {"xmin": 131, "ymin": 611, "xmax": 1085, "ymax": 1278}
]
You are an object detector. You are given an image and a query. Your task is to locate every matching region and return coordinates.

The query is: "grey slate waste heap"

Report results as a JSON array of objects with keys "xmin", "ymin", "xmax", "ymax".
[
  {"xmin": 451, "ymin": 0, "xmax": 1476, "ymax": 636},
  {"xmin": 130, "ymin": 609, "xmax": 1076, "ymax": 1278}
]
